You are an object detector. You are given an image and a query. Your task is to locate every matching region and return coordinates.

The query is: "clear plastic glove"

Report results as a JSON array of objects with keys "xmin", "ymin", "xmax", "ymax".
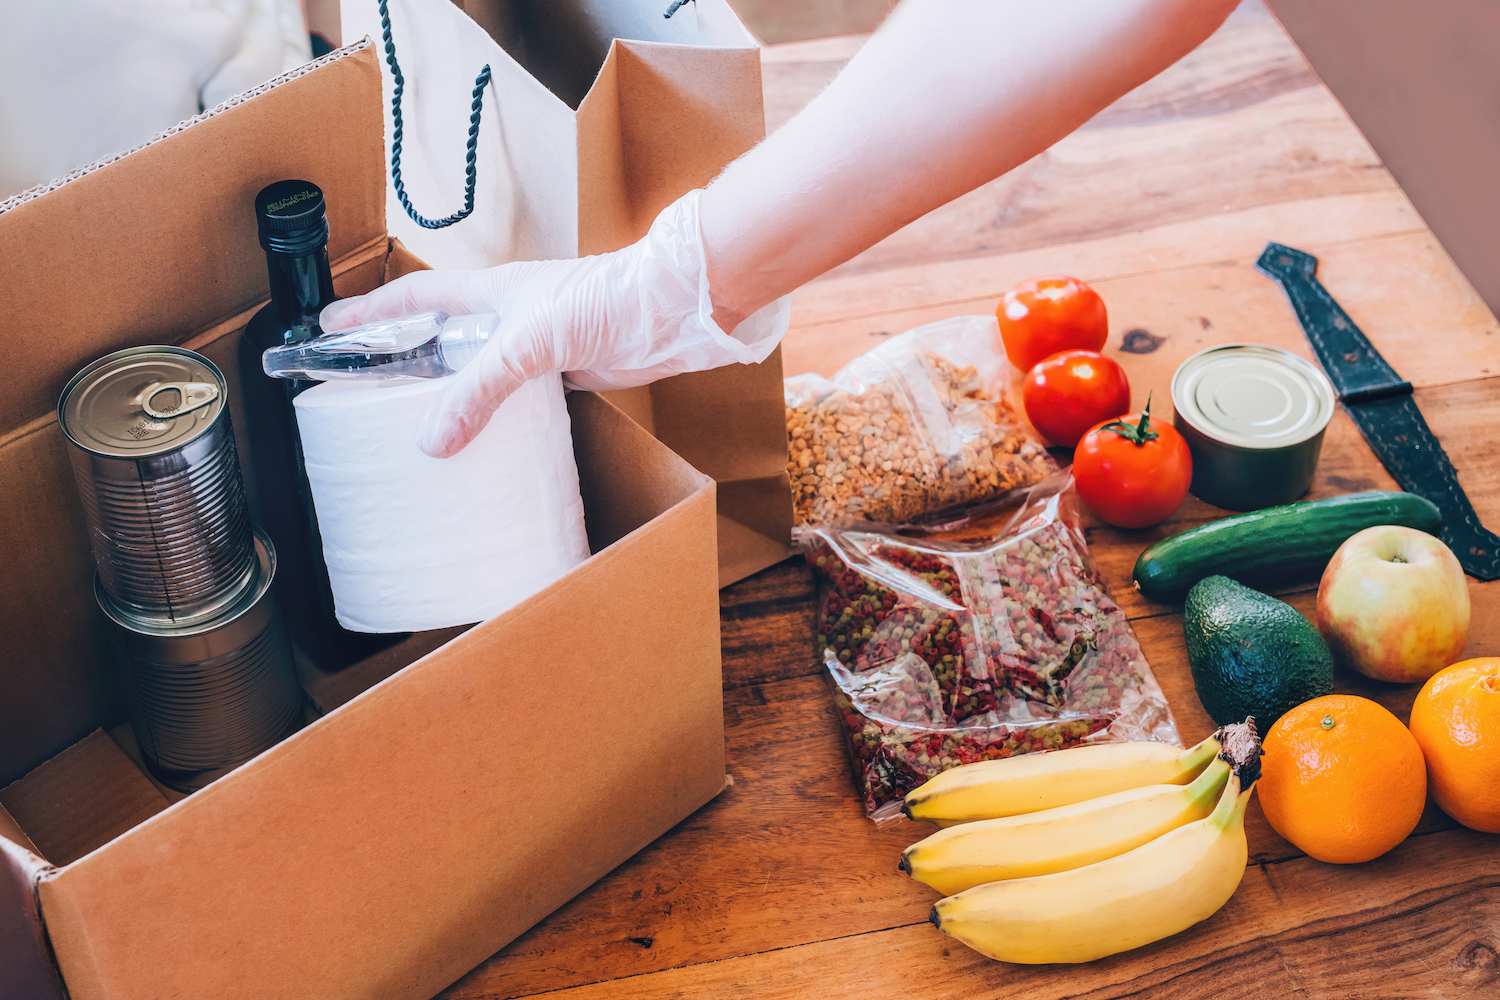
[{"xmin": 319, "ymin": 189, "xmax": 789, "ymax": 457}]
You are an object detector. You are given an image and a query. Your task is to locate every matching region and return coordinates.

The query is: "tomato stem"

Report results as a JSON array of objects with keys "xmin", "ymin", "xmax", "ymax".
[{"xmin": 1100, "ymin": 392, "xmax": 1160, "ymax": 446}]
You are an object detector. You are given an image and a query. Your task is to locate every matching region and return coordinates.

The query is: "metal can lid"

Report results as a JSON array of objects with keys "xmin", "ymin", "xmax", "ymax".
[
  {"xmin": 1171, "ymin": 343, "xmax": 1334, "ymax": 450},
  {"xmin": 59, "ymin": 346, "xmax": 226, "ymax": 459}
]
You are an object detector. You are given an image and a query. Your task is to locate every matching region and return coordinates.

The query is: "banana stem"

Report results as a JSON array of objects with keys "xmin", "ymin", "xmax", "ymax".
[
  {"xmin": 1202, "ymin": 718, "xmax": 1264, "ymax": 831},
  {"xmin": 1208, "ymin": 773, "xmax": 1239, "ymax": 828},
  {"xmin": 1207, "ymin": 774, "xmax": 1257, "ymax": 831},
  {"xmin": 1175, "ymin": 733, "xmax": 1222, "ymax": 782},
  {"xmin": 1230, "ymin": 786, "xmax": 1254, "ymax": 827},
  {"xmin": 1186, "ymin": 756, "xmax": 1232, "ymax": 809}
]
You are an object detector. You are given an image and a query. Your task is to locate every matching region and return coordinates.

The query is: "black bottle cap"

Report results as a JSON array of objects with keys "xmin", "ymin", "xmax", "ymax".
[{"xmin": 255, "ymin": 180, "xmax": 330, "ymax": 255}]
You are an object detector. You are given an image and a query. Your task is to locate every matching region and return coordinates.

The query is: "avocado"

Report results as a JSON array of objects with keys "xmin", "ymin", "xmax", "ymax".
[{"xmin": 1183, "ymin": 575, "xmax": 1334, "ymax": 728}]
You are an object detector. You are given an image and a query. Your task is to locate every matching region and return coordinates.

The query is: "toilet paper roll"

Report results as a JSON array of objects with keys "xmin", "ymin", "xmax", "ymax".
[{"xmin": 293, "ymin": 373, "xmax": 590, "ymax": 632}]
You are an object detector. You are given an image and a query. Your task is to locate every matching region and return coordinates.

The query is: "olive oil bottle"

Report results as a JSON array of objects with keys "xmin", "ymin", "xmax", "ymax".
[{"xmin": 239, "ymin": 180, "xmax": 405, "ymax": 669}]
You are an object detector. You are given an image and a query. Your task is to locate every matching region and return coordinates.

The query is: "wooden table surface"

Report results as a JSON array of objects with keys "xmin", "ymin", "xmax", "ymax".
[{"xmin": 442, "ymin": 4, "xmax": 1500, "ymax": 997}]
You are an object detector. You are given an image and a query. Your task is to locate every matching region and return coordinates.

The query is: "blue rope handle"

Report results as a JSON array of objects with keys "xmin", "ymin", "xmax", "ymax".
[{"xmin": 377, "ymin": 0, "xmax": 491, "ymax": 229}]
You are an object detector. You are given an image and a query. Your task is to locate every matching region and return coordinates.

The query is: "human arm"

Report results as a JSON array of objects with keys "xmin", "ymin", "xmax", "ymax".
[
  {"xmin": 700, "ymin": 0, "xmax": 1241, "ymax": 331},
  {"xmin": 322, "ymin": 0, "xmax": 1240, "ymax": 457}
]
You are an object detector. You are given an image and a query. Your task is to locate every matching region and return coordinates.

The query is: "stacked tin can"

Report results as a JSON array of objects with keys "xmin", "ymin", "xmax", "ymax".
[{"xmin": 60, "ymin": 346, "xmax": 302, "ymax": 792}]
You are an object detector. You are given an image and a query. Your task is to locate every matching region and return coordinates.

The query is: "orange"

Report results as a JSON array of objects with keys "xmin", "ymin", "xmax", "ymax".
[
  {"xmin": 1258, "ymin": 694, "xmax": 1427, "ymax": 864},
  {"xmin": 1409, "ymin": 658, "xmax": 1500, "ymax": 833}
]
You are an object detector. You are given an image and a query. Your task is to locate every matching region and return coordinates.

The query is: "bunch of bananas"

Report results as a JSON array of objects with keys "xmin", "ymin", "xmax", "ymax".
[{"xmin": 901, "ymin": 720, "xmax": 1263, "ymax": 964}]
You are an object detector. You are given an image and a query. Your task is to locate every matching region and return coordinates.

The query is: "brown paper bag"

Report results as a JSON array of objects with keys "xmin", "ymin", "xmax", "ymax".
[{"xmin": 341, "ymin": 0, "xmax": 794, "ymax": 585}]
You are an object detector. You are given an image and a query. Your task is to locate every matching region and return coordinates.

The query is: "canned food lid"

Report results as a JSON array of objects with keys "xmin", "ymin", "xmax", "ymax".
[
  {"xmin": 59, "ymin": 347, "xmax": 226, "ymax": 458},
  {"xmin": 1171, "ymin": 344, "xmax": 1334, "ymax": 450}
]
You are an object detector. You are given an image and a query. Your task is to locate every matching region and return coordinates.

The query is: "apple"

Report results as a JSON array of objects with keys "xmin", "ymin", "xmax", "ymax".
[{"xmin": 1316, "ymin": 525, "xmax": 1470, "ymax": 683}]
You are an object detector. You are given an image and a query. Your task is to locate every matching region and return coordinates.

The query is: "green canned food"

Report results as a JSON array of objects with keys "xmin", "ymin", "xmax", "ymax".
[{"xmin": 1170, "ymin": 344, "xmax": 1335, "ymax": 511}]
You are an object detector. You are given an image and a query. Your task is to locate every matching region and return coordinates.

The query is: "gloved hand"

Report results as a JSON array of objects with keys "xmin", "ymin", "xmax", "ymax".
[{"xmin": 319, "ymin": 189, "xmax": 789, "ymax": 457}]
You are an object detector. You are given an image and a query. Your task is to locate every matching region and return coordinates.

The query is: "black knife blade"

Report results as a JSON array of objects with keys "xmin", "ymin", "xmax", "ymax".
[{"xmin": 1256, "ymin": 241, "xmax": 1500, "ymax": 580}]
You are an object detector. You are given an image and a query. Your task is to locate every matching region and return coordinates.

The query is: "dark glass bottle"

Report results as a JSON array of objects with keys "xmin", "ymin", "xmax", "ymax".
[{"xmin": 239, "ymin": 180, "xmax": 405, "ymax": 670}]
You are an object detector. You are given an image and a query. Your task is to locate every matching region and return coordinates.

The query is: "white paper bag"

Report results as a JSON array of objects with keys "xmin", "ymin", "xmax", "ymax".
[{"xmin": 340, "ymin": 0, "xmax": 760, "ymax": 268}]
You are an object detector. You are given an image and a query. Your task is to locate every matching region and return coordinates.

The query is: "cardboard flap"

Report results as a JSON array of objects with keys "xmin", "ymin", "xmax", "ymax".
[
  {"xmin": 621, "ymin": 349, "xmax": 790, "ymax": 484},
  {"xmin": 715, "ymin": 473, "xmax": 796, "ymax": 587},
  {"xmin": 0, "ymin": 42, "xmax": 385, "ymax": 433},
  {"xmin": 0, "ymin": 418, "xmax": 122, "ymax": 787},
  {"xmin": 0, "ymin": 831, "xmax": 61, "ymax": 1000},
  {"xmin": 604, "ymin": 350, "xmax": 796, "ymax": 586},
  {"xmin": 0, "ymin": 805, "xmax": 41, "ymax": 858},
  {"xmin": 569, "ymin": 391, "xmax": 713, "ymax": 550},
  {"xmin": 1, "ymin": 732, "xmax": 170, "ymax": 868}
]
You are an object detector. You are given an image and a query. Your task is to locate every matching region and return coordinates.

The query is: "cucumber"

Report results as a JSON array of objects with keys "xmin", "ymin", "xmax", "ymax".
[{"xmin": 1133, "ymin": 491, "xmax": 1442, "ymax": 603}]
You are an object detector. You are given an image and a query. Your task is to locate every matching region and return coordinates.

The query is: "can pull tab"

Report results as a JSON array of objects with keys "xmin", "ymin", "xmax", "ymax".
[{"xmin": 141, "ymin": 381, "xmax": 219, "ymax": 419}]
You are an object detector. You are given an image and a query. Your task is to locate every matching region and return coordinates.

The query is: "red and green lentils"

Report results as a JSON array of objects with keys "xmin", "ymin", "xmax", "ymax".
[{"xmin": 809, "ymin": 516, "xmax": 1160, "ymax": 818}]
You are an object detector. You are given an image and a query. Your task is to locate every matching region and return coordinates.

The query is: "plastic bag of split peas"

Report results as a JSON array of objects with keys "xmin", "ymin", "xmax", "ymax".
[
  {"xmin": 784, "ymin": 315, "xmax": 1056, "ymax": 529},
  {"xmin": 803, "ymin": 471, "xmax": 1181, "ymax": 822}
]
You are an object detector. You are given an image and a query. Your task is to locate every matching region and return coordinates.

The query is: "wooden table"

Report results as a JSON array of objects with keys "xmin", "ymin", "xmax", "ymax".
[{"xmin": 442, "ymin": 4, "xmax": 1500, "ymax": 996}]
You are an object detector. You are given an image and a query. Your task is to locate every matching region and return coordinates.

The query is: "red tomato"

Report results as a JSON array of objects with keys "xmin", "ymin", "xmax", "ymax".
[
  {"xmin": 1073, "ymin": 402, "xmax": 1192, "ymax": 529},
  {"xmin": 1022, "ymin": 350, "xmax": 1131, "ymax": 447},
  {"xmin": 995, "ymin": 275, "xmax": 1109, "ymax": 372}
]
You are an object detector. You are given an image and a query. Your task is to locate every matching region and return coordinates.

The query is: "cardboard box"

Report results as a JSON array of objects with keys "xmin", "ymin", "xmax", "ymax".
[{"xmin": 0, "ymin": 38, "xmax": 752, "ymax": 999}]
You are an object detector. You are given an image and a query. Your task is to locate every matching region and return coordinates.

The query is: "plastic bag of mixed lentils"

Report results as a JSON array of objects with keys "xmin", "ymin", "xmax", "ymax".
[
  {"xmin": 804, "ymin": 471, "xmax": 1181, "ymax": 822},
  {"xmin": 784, "ymin": 316, "xmax": 1056, "ymax": 529}
]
